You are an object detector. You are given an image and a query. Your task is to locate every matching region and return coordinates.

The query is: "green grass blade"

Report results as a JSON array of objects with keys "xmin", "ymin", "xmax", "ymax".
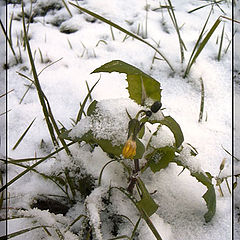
[
  {"xmin": 108, "ymin": 236, "xmax": 131, "ymax": 240},
  {"xmin": 21, "ymin": 1, "xmax": 59, "ymax": 148},
  {"xmin": 0, "ymin": 225, "xmax": 52, "ymax": 239},
  {"xmin": 217, "ymin": 23, "xmax": 225, "ymax": 61},
  {"xmin": 68, "ymin": 2, "xmax": 174, "ymax": 72},
  {"xmin": 65, "ymin": 214, "xmax": 88, "ymax": 232},
  {"xmin": 98, "ymin": 159, "xmax": 118, "ymax": 186},
  {"xmin": 76, "ymin": 79, "xmax": 100, "ymax": 123},
  {"xmin": 6, "ymin": 157, "xmax": 43, "ymax": 163},
  {"xmin": 5, "ymin": 158, "xmax": 69, "ymax": 197},
  {"xmin": 43, "ymin": 94, "xmax": 72, "ymax": 156},
  {"xmin": 198, "ymin": 77, "xmax": 205, "ymax": 123},
  {"xmin": 9, "ymin": 12, "xmax": 14, "ymax": 46},
  {"xmin": 188, "ymin": 17, "xmax": 221, "ymax": 70},
  {"xmin": 184, "ymin": 7, "xmax": 213, "ymax": 77},
  {"xmin": 38, "ymin": 58, "xmax": 63, "ymax": 77},
  {"xmin": 62, "ymin": 0, "xmax": 73, "ymax": 17},
  {"xmin": 167, "ymin": 0, "xmax": 186, "ymax": 63},
  {"xmin": 110, "ymin": 186, "xmax": 162, "ymax": 240},
  {"xmin": 19, "ymin": 83, "xmax": 34, "ymax": 104},
  {"xmin": 0, "ymin": 141, "xmax": 76, "ymax": 192},
  {"xmin": 0, "ymin": 19, "xmax": 19, "ymax": 63},
  {"xmin": 130, "ymin": 217, "xmax": 141, "ymax": 240},
  {"xmin": 184, "ymin": 11, "xmax": 221, "ymax": 77},
  {"xmin": 0, "ymin": 89, "xmax": 14, "ymax": 99},
  {"xmin": 12, "ymin": 117, "xmax": 36, "ymax": 150}
]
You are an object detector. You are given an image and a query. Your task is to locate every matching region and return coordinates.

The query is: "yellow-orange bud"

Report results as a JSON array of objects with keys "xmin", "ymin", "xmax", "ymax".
[{"xmin": 122, "ymin": 136, "xmax": 136, "ymax": 159}]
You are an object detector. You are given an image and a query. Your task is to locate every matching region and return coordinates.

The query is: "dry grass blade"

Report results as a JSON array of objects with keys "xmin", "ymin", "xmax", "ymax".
[
  {"xmin": 68, "ymin": 2, "xmax": 174, "ymax": 72},
  {"xmin": 12, "ymin": 118, "xmax": 36, "ymax": 150}
]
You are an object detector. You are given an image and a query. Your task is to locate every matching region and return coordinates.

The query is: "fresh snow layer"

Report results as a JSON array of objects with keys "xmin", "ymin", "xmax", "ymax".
[{"xmin": 0, "ymin": 0, "xmax": 237, "ymax": 239}]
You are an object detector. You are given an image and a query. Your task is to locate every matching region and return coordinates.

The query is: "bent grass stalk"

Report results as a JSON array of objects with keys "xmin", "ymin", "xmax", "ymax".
[
  {"xmin": 21, "ymin": 3, "xmax": 72, "ymax": 155},
  {"xmin": 68, "ymin": 2, "xmax": 174, "ymax": 72},
  {"xmin": 21, "ymin": 1, "xmax": 59, "ymax": 148}
]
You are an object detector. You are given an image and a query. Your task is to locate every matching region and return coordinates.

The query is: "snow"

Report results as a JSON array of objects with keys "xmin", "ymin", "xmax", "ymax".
[{"xmin": 0, "ymin": 0, "xmax": 238, "ymax": 239}]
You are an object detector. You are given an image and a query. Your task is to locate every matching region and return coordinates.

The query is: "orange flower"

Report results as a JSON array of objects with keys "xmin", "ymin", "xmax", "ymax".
[{"xmin": 122, "ymin": 136, "xmax": 136, "ymax": 159}]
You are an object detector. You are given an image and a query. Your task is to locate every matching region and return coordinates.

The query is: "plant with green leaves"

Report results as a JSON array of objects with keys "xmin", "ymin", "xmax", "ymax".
[{"xmin": 61, "ymin": 59, "xmax": 217, "ymax": 239}]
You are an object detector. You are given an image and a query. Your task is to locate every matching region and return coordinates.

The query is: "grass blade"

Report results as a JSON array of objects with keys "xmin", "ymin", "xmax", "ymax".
[
  {"xmin": 0, "ymin": 225, "xmax": 52, "ymax": 239},
  {"xmin": 68, "ymin": 2, "xmax": 174, "ymax": 72},
  {"xmin": 110, "ymin": 187, "xmax": 163, "ymax": 240},
  {"xmin": 130, "ymin": 217, "xmax": 141, "ymax": 240},
  {"xmin": 0, "ymin": 19, "xmax": 19, "ymax": 63},
  {"xmin": 184, "ymin": 10, "xmax": 221, "ymax": 77},
  {"xmin": 62, "ymin": 0, "xmax": 73, "ymax": 17},
  {"xmin": 65, "ymin": 214, "xmax": 88, "ymax": 232},
  {"xmin": 3, "ymin": 158, "xmax": 69, "ymax": 197},
  {"xmin": 217, "ymin": 23, "xmax": 225, "ymax": 61},
  {"xmin": 12, "ymin": 117, "xmax": 36, "ymax": 150},
  {"xmin": 98, "ymin": 159, "xmax": 118, "ymax": 186},
  {"xmin": 166, "ymin": 0, "xmax": 186, "ymax": 63},
  {"xmin": 76, "ymin": 79, "xmax": 100, "ymax": 123},
  {"xmin": 198, "ymin": 77, "xmax": 205, "ymax": 123},
  {"xmin": 0, "ymin": 141, "xmax": 76, "ymax": 192},
  {"xmin": 0, "ymin": 89, "xmax": 14, "ymax": 99},
  {"xmin": 21, "ymin": 1, "xmax": 59, "ymax": 148}
]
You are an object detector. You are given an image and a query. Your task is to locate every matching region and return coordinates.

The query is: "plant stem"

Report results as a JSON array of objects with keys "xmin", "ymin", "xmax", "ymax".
[{"xmin": 127, "ymin": 159, "xmax": 140, "ymax": 194}]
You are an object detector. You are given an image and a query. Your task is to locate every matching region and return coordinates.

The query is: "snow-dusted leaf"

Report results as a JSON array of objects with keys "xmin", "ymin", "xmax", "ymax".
[
  {"xmin": 150, "ymin": 116, "xmax": 184, "ymax": 148},
  {"xmin": 136, "ymin": 177, "xmax": 158, "ymax": 217},
  {"xmin": 174, "ymin": 159, "xmax": 216, "ymax": 223},
  {"xmin": 92, "ymin": 60, "xmax": 161, "ymax": 105},
  {"xmin": 144, "ymin": 146, "xmax": 176, "ymax": 173},
  {"xmin": 60, "ymin": 130, "xmax": 144, "ymax": 159},
  {"xmin": 191, "ymin": 171, "xmax": 216, "ymax": 223}
]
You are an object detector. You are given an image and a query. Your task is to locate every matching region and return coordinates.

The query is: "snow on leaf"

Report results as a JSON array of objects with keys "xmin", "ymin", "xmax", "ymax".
[
  {"xmin": 92, "ymin": 60, "xmax": 162, "ymax": 105},
  {"xmin": 174, "ymin": 159, "xmax": 216, "ymax": 223},
  {"xmin": 150, "ymin": 116, "xmax": 184, "ymax": 148}
]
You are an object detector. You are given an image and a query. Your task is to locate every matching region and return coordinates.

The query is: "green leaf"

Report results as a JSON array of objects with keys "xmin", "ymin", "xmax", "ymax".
[
  {"xmin": 144, "ymin": 147, "xmax": 176, "ymax": 173},
  {"xmin": 87, "ymin": 100, "xmax": 98, "ymax": 116},
  {"xmin": 191, "ymin": 171, "xmax": 216, "ymax": 223},
  {"xmin": 151, "ymin": 116, "xmax": 184, "ymax": 148},
  {"xmin": 60, "ymin": 130, "xmax": 144, "ymax": 159},
  {"xmin": 174, "ymin": 159, "xmax": 216, "ymax": 223},
  {"xmin": 136, "ymin": 177, "xmax": 158, "ymax": 217},
  {"xmin": 135, "ymin": 138, "xmax": 145, "ymax": 159},
  {"xmin": 92, "ymin": 60, "xmax": 161, "ymax": 105}
]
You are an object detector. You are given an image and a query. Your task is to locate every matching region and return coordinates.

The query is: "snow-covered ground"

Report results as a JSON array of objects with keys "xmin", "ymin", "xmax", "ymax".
[{"xmin": 0, "ymin": 0, "xmax": 239, "ymax": 239}]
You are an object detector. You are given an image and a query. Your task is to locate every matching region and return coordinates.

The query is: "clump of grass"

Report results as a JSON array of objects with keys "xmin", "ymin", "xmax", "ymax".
[{"xmin": 184, "ymin": 8, "xmax": 221, "ymax": 77}]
